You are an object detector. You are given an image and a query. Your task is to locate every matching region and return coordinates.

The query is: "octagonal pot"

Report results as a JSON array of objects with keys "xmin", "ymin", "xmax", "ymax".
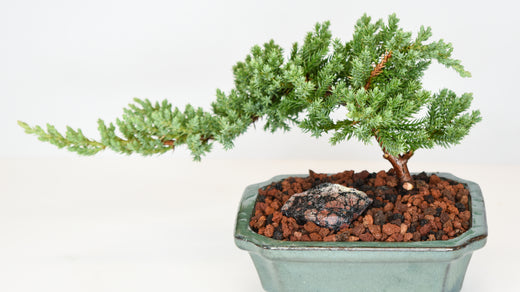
[{"xmin": 234, "ymin": 173, "xmax": 487, "ymax": 292}]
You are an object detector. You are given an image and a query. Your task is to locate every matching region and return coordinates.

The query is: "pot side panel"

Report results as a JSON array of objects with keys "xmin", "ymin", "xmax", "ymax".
[{"xmin": 249, "ymin": 251, "xmax": 472, "ymax": 292}]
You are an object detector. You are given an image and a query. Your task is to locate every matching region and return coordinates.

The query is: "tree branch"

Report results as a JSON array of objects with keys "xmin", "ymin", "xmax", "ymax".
[
  {"xmin": 364, "ymin": 50, "xmax": 392, "ymax": 90},
  {"xmin": 161, "ymin": 114, "xmax": 261, "ymax": 148}
]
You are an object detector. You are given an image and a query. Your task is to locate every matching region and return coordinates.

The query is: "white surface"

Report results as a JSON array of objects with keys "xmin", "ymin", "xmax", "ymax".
[
  {"xmin": 0, "ymin": 158, "xmax": 518, "ymax": 291},
  {"xmin": 3, "ymin": 0, "xmax": 520, "ymax": 163}
]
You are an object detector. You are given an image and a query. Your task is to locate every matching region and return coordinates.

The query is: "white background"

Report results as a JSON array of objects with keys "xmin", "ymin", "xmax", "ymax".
[
  {"xmin": 2, "ymin": 0, "xmax": 519, "ymax": 291},
  {"xmin": 3, "ymin": 0, "xmax": 520, "ymax": 163}
]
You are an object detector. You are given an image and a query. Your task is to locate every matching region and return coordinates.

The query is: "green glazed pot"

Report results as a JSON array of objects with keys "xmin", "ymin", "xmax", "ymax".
[{"xmin": 235, "ymin": 173, "xmax": 487, "ymax": 292}]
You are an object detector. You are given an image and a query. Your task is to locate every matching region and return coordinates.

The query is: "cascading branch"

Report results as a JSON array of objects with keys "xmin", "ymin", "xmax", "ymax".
[{"xmin": 19, "ymin": 14, "xmax": 481, "ymax": 190}]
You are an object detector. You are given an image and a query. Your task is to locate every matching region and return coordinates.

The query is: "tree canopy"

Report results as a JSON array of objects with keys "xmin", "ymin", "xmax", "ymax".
[{"xmin": 20, "ymin": 14, "xmax": 481, "ymax": 181}]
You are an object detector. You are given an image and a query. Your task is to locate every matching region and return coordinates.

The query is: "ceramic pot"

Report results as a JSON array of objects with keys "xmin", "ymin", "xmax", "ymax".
[{"xmin": 235, "ymin": 173, "xmax": 487, "ymax": 292}]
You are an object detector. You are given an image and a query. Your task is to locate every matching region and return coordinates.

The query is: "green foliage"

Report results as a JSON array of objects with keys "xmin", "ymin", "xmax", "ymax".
[
  {"xmin": 20, "ymin": 14, "xmax": 480, "ymax": 161},
  {"xmin": 18, "ymin": 121, "xmax": 105, "ymax": 155}
]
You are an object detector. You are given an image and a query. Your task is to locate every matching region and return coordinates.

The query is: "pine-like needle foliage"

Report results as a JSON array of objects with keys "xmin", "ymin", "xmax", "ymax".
[{"xmin": 20, "ymin": 14, "xmax": 480, "ymax": 162}]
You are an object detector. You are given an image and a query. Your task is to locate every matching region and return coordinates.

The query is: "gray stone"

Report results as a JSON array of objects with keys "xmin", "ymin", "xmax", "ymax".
[{"xmin": 281, "ymin": 183, "xmax": 372, "ymax": 230}]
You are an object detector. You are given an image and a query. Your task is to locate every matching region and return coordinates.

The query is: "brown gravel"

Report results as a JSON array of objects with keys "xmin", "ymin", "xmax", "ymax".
[{"xmin": 250, "ymin": 170, "xmax": 471, "ymax": 242}]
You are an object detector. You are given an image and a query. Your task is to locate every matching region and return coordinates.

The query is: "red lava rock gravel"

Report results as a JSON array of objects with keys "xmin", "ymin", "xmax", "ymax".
[{"xmin": 249, "ymin": 170, "xmax": 471, "ymax": 242}]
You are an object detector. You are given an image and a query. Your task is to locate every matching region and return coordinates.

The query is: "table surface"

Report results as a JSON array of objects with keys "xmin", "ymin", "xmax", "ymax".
[{"xmin": 1, "ymin": 158, "xmax": 517, "ymax": 291}]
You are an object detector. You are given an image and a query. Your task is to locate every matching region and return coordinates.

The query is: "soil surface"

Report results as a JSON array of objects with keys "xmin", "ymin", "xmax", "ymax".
[{"xmin": 249, "ymin": 170, "xmax": 471, "ymax": 242}]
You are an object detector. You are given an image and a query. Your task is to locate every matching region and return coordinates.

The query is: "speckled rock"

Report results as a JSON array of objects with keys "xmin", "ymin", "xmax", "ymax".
[{"xmin": 281, "ymin": 183, "xmax": 372, "ymax": 231}]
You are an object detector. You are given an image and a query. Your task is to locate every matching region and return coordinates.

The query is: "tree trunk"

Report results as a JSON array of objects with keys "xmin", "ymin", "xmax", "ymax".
[
  {"xmin": 383, "ymin": 151, "xmax": 414, "ymax": 190},
  {"xmin": 372, "ymin": 130, "xmax": 415, "ymax": 190}
]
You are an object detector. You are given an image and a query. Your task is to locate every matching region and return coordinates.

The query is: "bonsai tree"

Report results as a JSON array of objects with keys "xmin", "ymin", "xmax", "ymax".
[{"xmin": 19, "ymin": 14, "xmax": 481, "ymax": 190}]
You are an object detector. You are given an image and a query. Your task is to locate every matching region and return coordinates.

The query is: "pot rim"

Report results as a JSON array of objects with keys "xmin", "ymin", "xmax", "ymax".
[{"xmin": 234, "ymin": 172, "xmax": 488, "ymax": 252}]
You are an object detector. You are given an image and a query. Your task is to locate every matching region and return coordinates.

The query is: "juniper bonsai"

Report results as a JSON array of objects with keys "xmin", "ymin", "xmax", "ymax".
[{"xmin": 19, "ymin": 14, "xmax": 481, "ymax": 190}]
